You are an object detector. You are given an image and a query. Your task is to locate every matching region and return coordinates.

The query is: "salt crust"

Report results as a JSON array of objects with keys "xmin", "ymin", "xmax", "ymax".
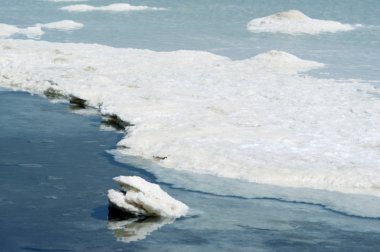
[
  {"xmin": 247, "ymin": 10, "xmax": 354, "ymax": 35},
  {"xmin": 0, "ymin": 39, "xmax": 379, "ymax": 200}
]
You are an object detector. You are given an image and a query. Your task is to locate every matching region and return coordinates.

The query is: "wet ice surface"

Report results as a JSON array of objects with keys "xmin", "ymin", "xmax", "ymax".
[{"xmin": 0, "ymin": 90, "xmax": 380, "ymax": 251}]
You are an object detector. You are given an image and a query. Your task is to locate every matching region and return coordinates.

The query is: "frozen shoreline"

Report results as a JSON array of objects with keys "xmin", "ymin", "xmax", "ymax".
[{"xmin": 1, "ymin": 39, "xmax": 380, "ymax": 217}]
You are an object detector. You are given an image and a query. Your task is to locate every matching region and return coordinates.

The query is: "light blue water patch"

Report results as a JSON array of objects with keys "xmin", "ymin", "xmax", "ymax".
[{"xmin": 0, "ymin": 0, "xmax": 379, "ymax": 79}]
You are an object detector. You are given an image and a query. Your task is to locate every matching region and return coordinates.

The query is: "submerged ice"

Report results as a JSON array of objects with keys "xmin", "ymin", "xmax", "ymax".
[
  {"xmin": 247, "ymin": 10, "xmax": 354, "ymax": 35},
  {"xmin": 0, "ymin": 39, "xmax": 380, "ymax": 200},
  {"xmin": 108, "ymin": 176, "xmax": 188, "ymax": 218}
]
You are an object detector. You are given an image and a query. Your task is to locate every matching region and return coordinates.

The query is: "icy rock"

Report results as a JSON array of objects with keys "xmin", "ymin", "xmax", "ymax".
[{"xmin": 108, "ymin": 176, "xmax": 188, "ymax": 218}]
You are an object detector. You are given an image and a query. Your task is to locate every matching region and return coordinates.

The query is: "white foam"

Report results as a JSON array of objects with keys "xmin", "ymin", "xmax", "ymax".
[
  {"xmin": 247, "ymin": 10, "xmax": 354, "ymax": 35},
  {"xmin": 38, "ymin": 20, "xmax": 84, "ymax": 31},
  {"xmin": 1, "ymin": 39, "xmax": 380, "ymax": 206},
  {"xmin": 108, "ymin": 176, "xmax": 188, "ymax": 218},
  {"xmin": 61, "ymin": 3, "xmax": 166, "ymax": 12}
]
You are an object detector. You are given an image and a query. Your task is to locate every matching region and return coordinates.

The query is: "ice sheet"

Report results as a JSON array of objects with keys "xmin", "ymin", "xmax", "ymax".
[{"xmin": 0, "ymin": 39, "xmax": 379, "ymax": 200}]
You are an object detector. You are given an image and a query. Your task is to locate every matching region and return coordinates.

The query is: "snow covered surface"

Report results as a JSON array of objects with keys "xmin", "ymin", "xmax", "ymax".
[
  {"xmin": 247, "ymin": 10, "xmax": 355, "ymax": 35},
  {"xmin": 60, "ymin": 3, "xmax": 166, "ymax": 12},
  {"xmin": 1, "ymin": 39, "xmax": 380, "ymax": 201},
  {"xmin": 0, "ymin": 21, "xmax": 83, "ymax": 39},
  {"xmin": 108, "ymin": 176, "xmax": 188, "ymax": 218}
]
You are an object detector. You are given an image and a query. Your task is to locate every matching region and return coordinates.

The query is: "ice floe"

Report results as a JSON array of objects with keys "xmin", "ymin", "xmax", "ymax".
[
  {"xmin": 61, "ymin": 3, "xmax": 166, "ymax": 12},
  {"xmin": 38, "ymin": 20, "xmax": 84, "ymax": 31},
  {"xmin": 108, "ymin": 176, "xmax": 189, "ymax": 218},
  {"xmin": 0, "ymin": 20, "xmax": 83, "ymax": 39},
  {"xmin": 0, "ymin": 39, "xmax": 380, "ymax": 200},
  {"xmin": 247, "ymin": 10, "xmax": 354, "ymax": 35},
  {"xmin": 0, "ymin": 23, "xmax": 43, "ymax": 39}
]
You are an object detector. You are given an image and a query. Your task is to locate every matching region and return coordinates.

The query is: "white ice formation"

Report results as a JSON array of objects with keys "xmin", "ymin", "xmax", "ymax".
[
  {"xmin": 0, "ymin": 23, "xmax": 43, "ymax": 39},
  {"xmin": 108, "ymin": 176, "xmax": 189, "ymax": 218},
  {"xmin": 247, "ymin": 10, "xmax": 354, "ymax": 35},
  {"xmin": 61, "ymin": 3, "xmax": 166, "ymax": 12},
  {"xmin": 1, "ymin": 39, "xmax": 380, "ymax": 199},
  {"xmin": 0, "ymin": 20, "xmax": 83, "ymax": 39}
]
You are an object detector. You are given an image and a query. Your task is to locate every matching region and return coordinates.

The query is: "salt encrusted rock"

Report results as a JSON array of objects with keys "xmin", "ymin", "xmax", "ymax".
[{"xmin": 108, "ymin": 176, "xmax": 188, "ymax": 218}]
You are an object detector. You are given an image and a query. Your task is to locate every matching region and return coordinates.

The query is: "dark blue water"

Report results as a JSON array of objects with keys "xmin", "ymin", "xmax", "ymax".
[{"xmin": 1, "ymin": 89, "xmax": 380, "ymax": 251}]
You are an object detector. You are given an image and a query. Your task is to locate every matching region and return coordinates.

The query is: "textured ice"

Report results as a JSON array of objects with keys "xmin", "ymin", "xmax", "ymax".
[
  {"xmin": 1, "ymin": 39, "xmax": 380, "ymax": 199},
  {"xmin": 247, "ymin": 10, "xmax": 354, "ymax": 35},
  {"xmin": 61, "ymin": 3, "xmax": 166, "ymax": 12},
  {"xmin": 108, "ymin": 176, "xmax": 188, "ymax": 218}
]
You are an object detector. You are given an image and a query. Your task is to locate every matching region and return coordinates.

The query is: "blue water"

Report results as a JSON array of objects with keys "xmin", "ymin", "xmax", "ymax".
[{"xmin": 1, "ymin": 0, "xmax": 380, "ymax": 250}]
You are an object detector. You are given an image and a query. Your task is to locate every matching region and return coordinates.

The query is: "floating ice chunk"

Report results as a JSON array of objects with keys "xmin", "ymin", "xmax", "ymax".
[
  {"xmin": 247, "ymin": 10, "xmax": 354, "ymax": 35},
  {"xmin": 108, "ymin": 176, "xmax": 188, "ymax": 218},
  {"xmin": 61, "ymin": 3, "xmax": 166, "ymax": 12},
  {"xmin": 0, "ymin": 20, "xmax": 83, "ymax": 39},
  {"xmin": 38, "ymin": 20, "xmax": 84, "ymax": 31}
]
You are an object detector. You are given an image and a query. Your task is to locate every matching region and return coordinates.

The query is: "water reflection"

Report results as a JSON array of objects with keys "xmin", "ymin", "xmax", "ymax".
[{"xmin": 107, "ymin": 206, "xmax": 174, "ymax": 243}]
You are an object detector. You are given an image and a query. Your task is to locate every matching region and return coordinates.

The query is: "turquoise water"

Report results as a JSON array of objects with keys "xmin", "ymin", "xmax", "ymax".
[{"xmin": 1, "ymin": 0, "xmax": 380, "ymax": 250}]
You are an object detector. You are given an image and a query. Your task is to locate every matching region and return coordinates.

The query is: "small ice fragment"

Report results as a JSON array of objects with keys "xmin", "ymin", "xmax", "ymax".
[{"xmin": 108, "ymin": 176, "xmax": 188, "ymax": 218}]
